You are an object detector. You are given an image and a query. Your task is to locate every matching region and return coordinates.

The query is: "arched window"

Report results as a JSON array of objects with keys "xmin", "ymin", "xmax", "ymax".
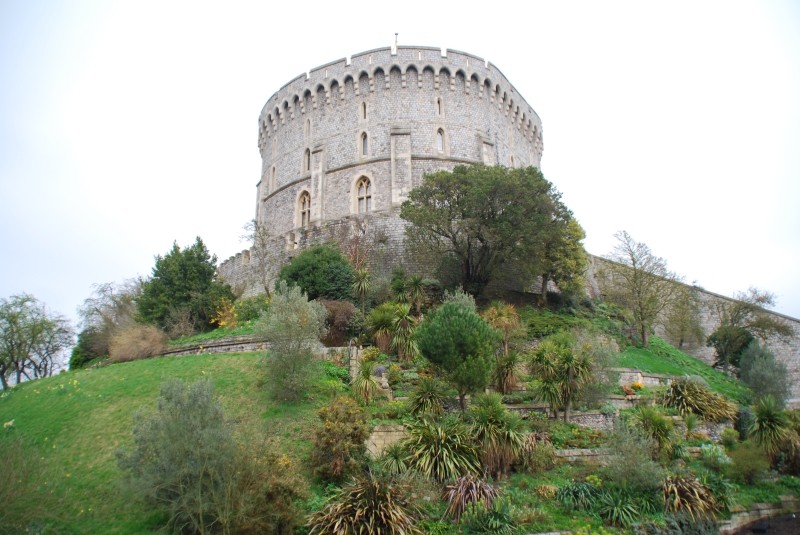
[
  {"xmin": 361, "ymin": 133, "xmax": 368, "ymax": 157},
  {"xmin": 437, "ymin": 129, "xmax": 444, "ymax": 152},
  {"xmin": 356, "ymin": 177, "xmax": 372, "ymax": 213},
  {"xmin": 304, "ymin": 149, "xmax": 311, "ymax": 173},
  {"xmin": 299, "ymin": 191, "xmax": 311, "ymax": 227},
  {"xmin": 362, "ymin": 102, "xmax": 367, "ymax": 120}
]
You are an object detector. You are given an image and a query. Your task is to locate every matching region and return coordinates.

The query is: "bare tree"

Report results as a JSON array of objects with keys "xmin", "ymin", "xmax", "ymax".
[
  {"xmin": 0, "ymin": 294, "xmax": 74, "ymax": 389},
  {"xmin": 241, "ymin": 219, "xmax": 276, "ymax": 297},
  {"xmin": 599, "ymin": 231, "xmax": 683, "ymax": 348},
  {"xmin": 77, "ymin": 278, "xmax": 142, "ymax": 356},
  {"xmin": 335, "ymin": 215, "xmax": 386, "ymax": 271},
  {"xmin": 663, "ymin": 284, "xmax": 706, "ymax": 349}
]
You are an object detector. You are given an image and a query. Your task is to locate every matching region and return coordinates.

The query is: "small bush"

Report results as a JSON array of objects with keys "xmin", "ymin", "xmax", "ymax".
[
  {"xmin": 727, "ymin": 441, "xmax": 770, "ymax": 484},
  {"xmin": 600, "ymin": 403, "xmax": 617, "ymax": 415},
  {"xmin": 378, "ymin": 442, "xmax": 410, "ymax": 476},
  {"xmin": 233, "ymin": 295, "xmax": 270, "ymax": 324},
  {"xmin": 108, "ymin": 323, "xmax": 167, "ymax": 362},
  {"xmin": 520, "ymin": 433, "xmax": 555, "ymax": 473},
  {"xmin": 660, "ymin": 377, "xmax": 737, "ymax": 422},
  {"xmin": 408, "ymin": 377, "xmax": 448, "ymax": 417},
  {"xmin": 535, "ymin": 484, "xmax": 558, "ymax": 499},
  {"xmin": 322, "ymin": 361, "xmax": 350, "ymax": 384},
  {"xmin": 309, "ymin": 395, "xmax": 369, "ymax": 484},
  {"xmin": 320, "ymin": 299, "xmax": 358, "ymax": 346},
  {"xmin": 633, "ymin": 513, "xmax": 718, "ymax": 535},
  {"xmin": 403, "ymin": 417, "xmax": 481, "ymax": 483},
  {"xmin": 460, "ymin": 497, "xmax": 516, "ymax": 535},
  {"xmin": 662, "ymin": 473, "xmax": 719, "ymax": 520},
  {"xmin": 603, "ymin": 423, "xmax": 665, "ymax": 493},
  {"xmin": 597, "ymin": 488, "xmax": 640, "ymax": 527},
  {"xmin": 351, "ymin": 360, "xmax": 379, "ymax": 404},
  {"xmin": 278, "ymin": 244, "xmax": 356, "ymax": 301},
  {"xmin": 307, "ymin": 471, "xmax": 421, "ymax": 535},
  {"xmin": 720, "ymin": 428, "xmax": 740, "ymax": 449},
  {"xmin": 699, "ymin": 444, "xmax": 732, "ymax": 470},
  {"xmin": 556, "ymin": 482, "xmax": 600, "ymax": 511}
]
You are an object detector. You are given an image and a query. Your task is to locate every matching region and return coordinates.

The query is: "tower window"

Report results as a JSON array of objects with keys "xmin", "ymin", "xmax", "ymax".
[
  {"xmin": 299, "ymin": 191, "xmax": 311, "ymax": 227},
  {"xmin": 437, "ymin": 129, "xmax": 444, "ymax": 152},
  {"xmin": 305, "ymin": 118, "xmax": 311, "ymax": 139},
  {"xmin": 356, "ymin": 177, "xmax": 372, "ymax": 213},
  {"xmin": 362, "ymin": 102, "xmax": 367, "ymax": 120},
  {"xmin": 304, "ymin": 149, "xmax": 311, "ymax": 172},
  {"xmin": 436, "ymin": 98, "xmax": 442, "ymax": 116},
  {"xmin": 361, "ymin": 133, "xmax": 368, "ymax": 157}
]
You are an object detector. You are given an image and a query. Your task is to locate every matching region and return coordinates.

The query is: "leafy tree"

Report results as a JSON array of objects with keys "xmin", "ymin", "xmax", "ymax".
[
  {"xmin": 136, "ymin": 237, "xmax": 234, "ymax": 331},
  {"xmin": 253, "ymin": 281, "xmax": 326, "ymax": 400},
  {"xmin": 739, "ymin": 341, "xmax": 790, "ymax": 408},
  {"xmin": 706, "ymin": 287, "xmax": 792, "ymax": 371},
  {"xmin": 415, "ymin": 302, "xmax": 499, "ymax": 411},
  {"xmin": 278, "ymin": 244, "xmax": 355, "ymax": 301},
  {"xmin": 663, "ymin": 284, "xmax": 705, "ymax": 349},
  {"xmin": 537, "ymin": 217, "xmax": 588, "ymax": 305},
  {"xmin": 530, "ymin": 331, "xmax": 592, "ymax": 422},
  {"xmin": 0, "ymin": 294, "xmax": 73, "ymax": 389},
  {"xmin": 400, "ymin": 164, "xmax": 570, "ymax": 296},
  {"xmin": 598, "ymin": 231, "xmax": 683, "ymax": 348}
]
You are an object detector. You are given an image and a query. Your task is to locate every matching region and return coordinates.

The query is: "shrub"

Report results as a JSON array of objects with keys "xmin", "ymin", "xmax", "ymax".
[
  {"xmin": 116, "ymin": 378, "xmax": 305, "ymax": 534},
  {"xmin": 403, "ymin": 417, "xmax": 481, "ymax": 483},
  {"xmin": 108, "ymin": 323, "xmax": 167, "ymax": 362},
  {"xmin": 309, "ymin": 395, "xmax": 369, "ymax": 484},
  {"xmin": 351, "ymin": 359, "xmax": 379, "ymax": 404},
  {"xmin": 361, "ymin": 346, "xmax": 381, "ymax": 362},
  {"xmin": 748, "ymin": 394, "xmax": 789, "ymax": 457},
  {"xmin": 662, "ymin": 473, "xmax": 719, "ymax": 520},
  {"xmin": 720, "ymin": 428, "xmax": 740, "ymax": 449},
  {"xmin": 535, "ymin": 484, "xmax": 559, "ymax": 499},
  {"xmin": 660, "ymin": 377, "xmax": 737, "ymax": 422},
  {"xmin": 699, "ymin": 444, "xmax": 732, "ymax": 470},
  {"xmin": 443, "ymin": 474, "xmax": 499, "ymax": 522},
  {"xmin": 70, "ymin": 327, "xmax": 101, "ymax": 369},
  {"xmin": 630, "ymin": 405, "xmax": 675, "ymax": 457},
  {"xmin": 322, "ymin": 361, "xmax": 350, "ymax": 384},
  {"xmin": 600, "ymin": 403, "xmax": 617, "ymax": 415},
  {"xmin": 442, "ymin": 288, "xmax": 476, "ymax": 314},
  {"xmin": 470, "ymin": 393, "xmax": 526, "ymax": 478},
  {"xmin": 408, "ymin": 377, "xmax": 448, "ymax": 417},
  {"xmin": 254, "ymin": 280, "xmax": 327, "ymax": 400},
  {"xmin": 739, "ymin": 340, "xmax": 791, "ymax": 408},
  {"xmin": 367, "ymin": 303, "xmax": 395, "ymax": 352},
  {"xmin": 232, "ymin": 295, "xmax": 270, "ymax": 324},
  {"xmin": 632, "ymin": 513, "xmax": 718, "ymax": 535},
  {"xmin": 519, "ymin": 433, "xmax": 555, "ymax": 473},
  {"xmin": 278, "ymin": 245, "xmax": 356, "ymax": 301},
  {"xmin": 319, "ymin": 299, "xmax": 358, "ymax": 346},
  {"xmin": 727, "ymin": 441, "xmax": 770, "ymax": 484},
  {"xmin": 307, "ymin": 471, "xmax": 421, "ymax": 535},
  {"xmin": 603, "ymin": 423, "xmax": 665, "ymax": 493}
]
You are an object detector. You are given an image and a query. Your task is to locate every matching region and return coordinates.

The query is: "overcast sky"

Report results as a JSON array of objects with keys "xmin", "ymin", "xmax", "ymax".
[{"xmin": 1, "ymin": 0, "xmax": 799, "ymax": 327}]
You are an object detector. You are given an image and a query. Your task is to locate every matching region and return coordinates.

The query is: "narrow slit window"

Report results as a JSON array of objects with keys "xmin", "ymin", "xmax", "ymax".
[
  {"xmin": 437, "ymin": 129, "xmax": 444, "ymax": 152},
  {"xmin": 362, "ymin": 102, "xmax": 367, "ymax": 119},
  {"xmin": 357, "ymin": 177, "xmax": 372, "ymax": 213},
  {"xmin": 299, "ymin": 191, "xmax": 311, "ymax": 227},
  {"xmin": 304, "ymin": 149, "xmax": 311, "ymax": 172},
  {"xmin": 436, "ymin": 98, "xmax": 441, "ymax": 115},
  {"xmin": 361, "ymin": 133, "xmax": 368, "ymax": 157}
]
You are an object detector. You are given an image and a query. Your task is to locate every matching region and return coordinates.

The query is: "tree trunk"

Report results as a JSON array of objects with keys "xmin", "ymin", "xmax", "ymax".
[
  {"xmin": 641, "ymin": 323, "xmax": 648, "ymax": 348},
  {"xmin": 564, "ymin": 397, "xmax": 571, "ymax": 423},
  {"xmin": 459, "ymin": 392, "xmax": 467, "ymax": 412},
  {"xmin": 540, "ymin": 276, "xmax": 549, "ymax": 307}
]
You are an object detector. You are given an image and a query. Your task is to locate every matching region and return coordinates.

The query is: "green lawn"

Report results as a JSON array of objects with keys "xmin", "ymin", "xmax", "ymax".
[
  {"xmin": 0, "ymin": 352, "xmax": 327, "ymax": 534},
  {"xmin": 167, "ymin": 326, "xmax": 255, "ymax": 346},
  {"xmin": 617, "ymin": 337, "xmax": 751, "ymax": 404}
]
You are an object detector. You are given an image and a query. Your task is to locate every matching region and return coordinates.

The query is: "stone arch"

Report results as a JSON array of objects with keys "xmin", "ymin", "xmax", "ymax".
[
  {"xmin": 455, "ymin": 71, "xmax": 466, "ymax": 93},
  {"xmin": 295, "ymin": 188, "xmax": 312, "ymax": 228},
  {"xmin": 421, "ymin": 66, "xmax": 436, "ymax": 91},
  {"xmin": 389, "ymin": 66, "xmax": 402, "ymax": 90},
  {"xmin": 316, "ymin": 84, "xmax": 326, "ymax": 111},
  {"xmin": 281, "ymin": 101, "xmax": 290, "ymax": 123},
  {"xmin": 343, "ymin": 75, "xmax": 355, "ymax": 100},
  {"xmin": 373, "ymin": 67, "xmax": 386, "ymax": 93},
  {"xmin": 405, "ymin": 65, "xmax": 419, "ymax": 89},
  {"xmin": 438, "ymin": 67, "xmax": 451, "ymax": 91},
  {"xmin": 358, "ymin": 71, "xmax": 370, "ymax": 96},
  {"xmin": 470, "ymin": 73, "xmax": 480, "ymax": 96},
  {"xmin": 329, "ymin": 80, "xmax": 340, "ymax": 107},
  {"xmin": 302, "ymin": 89, "xmax": 313, "ymax": 114}
]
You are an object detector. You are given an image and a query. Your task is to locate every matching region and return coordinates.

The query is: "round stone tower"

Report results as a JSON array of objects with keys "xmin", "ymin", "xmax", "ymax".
[{"xmin": 220, "ymin": 45, "xmax": 544, "ymax": 295}]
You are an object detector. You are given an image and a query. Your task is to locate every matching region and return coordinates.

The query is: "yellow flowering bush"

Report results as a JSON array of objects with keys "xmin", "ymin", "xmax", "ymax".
[{"xmin": 631, "ymin": 381, "xmax": 644, "ymax": 390}]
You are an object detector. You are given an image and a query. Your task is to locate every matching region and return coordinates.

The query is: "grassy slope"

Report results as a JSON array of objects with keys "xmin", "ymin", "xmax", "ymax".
[
  {"xmin": 0, "ymin": 352, "xmax": 325, "ymax": 534},
  {"xmin": 617, "ymin": 336, "xmax": 750, "ymax": 403}
]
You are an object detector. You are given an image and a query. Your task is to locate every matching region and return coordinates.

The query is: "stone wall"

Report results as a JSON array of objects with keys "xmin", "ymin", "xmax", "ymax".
[{"xmin": 365, "ymin": 424, "xmax": 408, "ymax": 458}]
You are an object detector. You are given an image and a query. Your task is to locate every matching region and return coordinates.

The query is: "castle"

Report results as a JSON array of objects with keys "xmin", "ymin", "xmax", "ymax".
[{"xmin": 219, "ymin": 45, "xmax": 800, "ymax": 406}]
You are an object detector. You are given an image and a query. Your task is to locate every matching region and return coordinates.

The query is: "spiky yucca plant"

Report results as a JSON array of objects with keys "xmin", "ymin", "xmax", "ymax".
[
  {"xmin": 661, "ymin": 377, "xmax": 737, "ymax": 422},
  {"xmin": 682, "ymin": 412, "xmax": 702, "ymax": 440},
  {"xmin": 307, "ymin": 472, "xmax": 421, "ymax": 535},
  {"xmin": 662, "ymin": 474, "xmax": 719, "ymax": 520},
  {"xmin": 630, "ymin": 405, "xmax": 675, "ymax": 457},
  {"xmin": 443, "ymin": 474, "xmax": 499, "ymax": 522},
  {"xmin": 378, "ymin": 442, "xmax": 409, "ymax": 476},
  {"xmin": 351, "ymin": 360, "xmax": 379, "ymax": 404},
  {"xmin": 470, "ymin": 393, "xmax": 526, "ymax": 478},
  {"xmin": 368, "ymin": 304, "xmax": 395, "ymax": 353},
  {"xmin": 408, "ymin": 377, "xmax": 448, "ymax": 417},
  {"xmin": 749, "ymin": 394, "xmax": 789, "ymax": 458},
  {"xmin": 403, "ymin": 418, "xmax": 480, "ymax": 483}
]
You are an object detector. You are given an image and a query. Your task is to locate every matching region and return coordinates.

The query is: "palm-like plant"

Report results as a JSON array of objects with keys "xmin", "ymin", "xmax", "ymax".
[
  {"xmin": 308, "ymin": 471, "xmax": 421, "ymax": 535},
  {"xmin": 408, "ymin": 377, "xmax": 448, "ymax": 417},
  {"xmin": 390, "ymin": 303, "xmax": 418, "ymax": 360},
  {"xmin": 404, "ymin": 275, "xmax": 426, "ymax": 316},
  {"xmin": 495, "ymin": 351, "xmax": 521, "ymax": 395},
  {"xmin": 481, "ymin": 302, "xmax": 520, "ymax": 358},
  {"xmin": 378, "ymin": 442, "xmax": 410, "ymax": 476},
  {"xmin": 749, "ymin": 394, "xmax": 789, "ymax": 458},
  {"xmin": 630, "ymin": 405, "xmax": 675, "ymax": 457},
  {"xmin": 368, "ymin": 303, "xmax": 394, "ymax": 352},
  {"xmin": 352, "ymin": 269, "xmax": 372, "ymax": 316},
  {"xmin": 351, "ymin": 360, "xmax": 379, "ymax": 404},
  {"xmin": 530, "ymin": 332, "xmax": 591, "ymax": 422},
  {"xmin": 471, "ymin": 393, "xmax": 526, "ymax": 478},
  {"xmin": 662, "ymin": 474, "xmax": 719, "ymax": 520},
  {"xmin": 682, "ymin": 412, "xmax": 702, "ymax": 440},
  {"xmin": 403, "ymin": 418, "xmax": 480, "ymax": 483}
]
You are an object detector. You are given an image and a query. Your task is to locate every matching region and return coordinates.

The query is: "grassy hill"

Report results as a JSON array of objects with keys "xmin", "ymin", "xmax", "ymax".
[{"xmin": 0, "ymin": 352, "xmax": 327, "ymax": 534}]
